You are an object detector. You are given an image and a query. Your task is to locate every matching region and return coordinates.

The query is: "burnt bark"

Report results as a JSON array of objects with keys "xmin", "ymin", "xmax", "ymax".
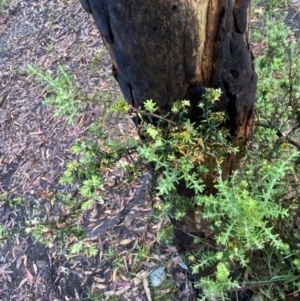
[
  {"xmin": 80, "ymin": 0, "xmax": 256, "ymax": 157},
  {"xmin": 79, "ymin": 0, "xmax": 257, "ymax": 295}
]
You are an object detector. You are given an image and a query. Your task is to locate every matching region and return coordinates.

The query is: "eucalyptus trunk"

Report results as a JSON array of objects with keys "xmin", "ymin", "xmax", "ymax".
[{"xmin": 79, "ymin": 0, "xmax": 257, "ymax": 291}]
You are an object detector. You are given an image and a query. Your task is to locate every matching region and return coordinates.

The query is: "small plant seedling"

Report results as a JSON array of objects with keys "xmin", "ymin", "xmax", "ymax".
[{"xmin": 27, "ymin": 65, "xmax": 85, "ymax": 123}]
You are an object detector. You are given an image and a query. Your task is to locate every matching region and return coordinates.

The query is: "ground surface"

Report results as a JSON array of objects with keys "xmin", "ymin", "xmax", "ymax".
[{"xmin": 0, "ymin": 1, "xmax": 299, "ymax": 301}]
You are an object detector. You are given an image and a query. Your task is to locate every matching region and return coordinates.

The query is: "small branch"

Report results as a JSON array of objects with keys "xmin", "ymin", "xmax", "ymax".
[
  {"xmin": 73, "ymin": 95, "xmax": 105, "ymax": 102},
  {"xmin": 255, "ymin": 121, "xmax": 300, "ymax": 150},
  {"xmin": 130, "ymin": 105, "xmax": 177, "ymax": 126},
  {"xmin": 147, "ymin": 112, "xmax": 177, "ymax": 126}
]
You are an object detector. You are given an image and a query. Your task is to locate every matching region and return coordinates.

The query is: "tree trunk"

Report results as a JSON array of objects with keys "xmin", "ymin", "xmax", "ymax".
[
  {"xmin": 79, "ymin": 0, "xmax": 257, "ymax": 294},
  {"xmin": 80, "ymin": 0, "xmax": 256, "ymax": 166}
]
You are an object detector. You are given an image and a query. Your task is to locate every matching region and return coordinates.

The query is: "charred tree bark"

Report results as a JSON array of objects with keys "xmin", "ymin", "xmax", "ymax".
[
  {"xmin": 80, "ymin": 0, "xmax": 256, "ymax": 166},
  {"xmin": 79, "ymin": 0, "xmax": 257, "ymax": 293}
]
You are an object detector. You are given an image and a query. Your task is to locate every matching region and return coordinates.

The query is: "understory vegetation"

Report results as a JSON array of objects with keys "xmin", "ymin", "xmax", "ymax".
[
  {"xmin": 0, "ymin": 0, "xmax": 11, "ymax": 13},
  {"xmin": 7, "ymin": 1, "xmax": 300, "ymax": 300}
]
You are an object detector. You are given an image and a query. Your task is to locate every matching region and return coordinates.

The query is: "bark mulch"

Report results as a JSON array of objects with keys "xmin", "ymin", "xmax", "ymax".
[{"xmin": 0, "ymin": 1, "xmax": 192, "ymax": 300}]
